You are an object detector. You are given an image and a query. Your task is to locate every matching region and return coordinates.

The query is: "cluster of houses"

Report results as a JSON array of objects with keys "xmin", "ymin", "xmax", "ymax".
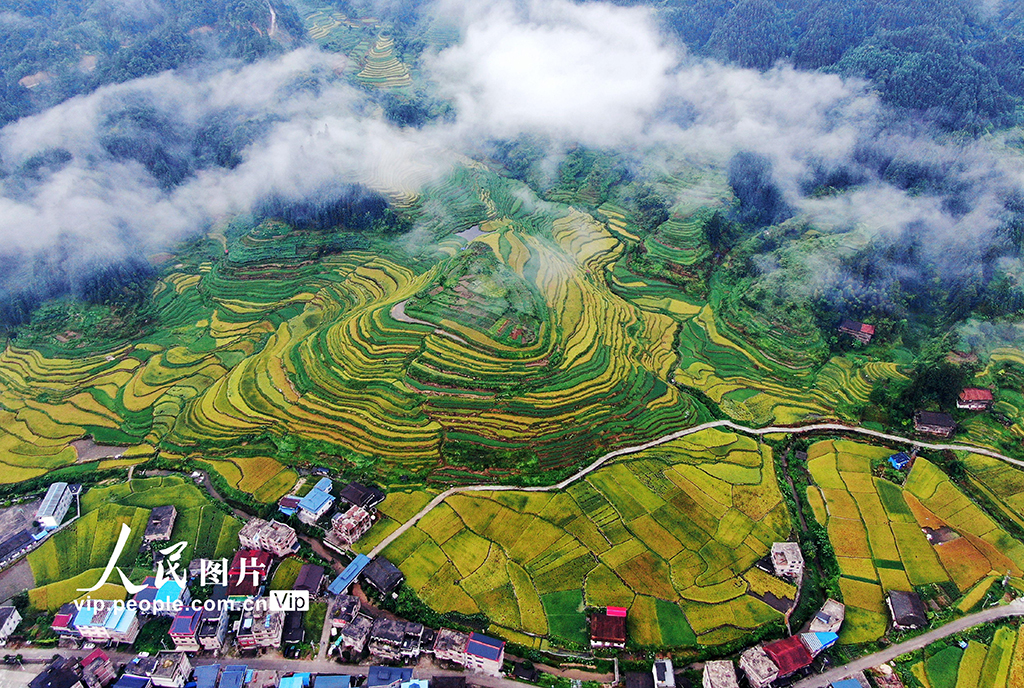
[
  {"xmin": 277, "ymin": 479, "xmax": 386, "ymax": 553},
  {"xmin": 29, "ymin": 652, "xmax": 476, "ymax": 688}
]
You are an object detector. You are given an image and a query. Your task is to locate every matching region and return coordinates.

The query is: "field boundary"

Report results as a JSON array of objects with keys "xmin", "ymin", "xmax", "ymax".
[{"xmin": 369, "ymin": 420, "xmax": 1024, "ymax": 557}]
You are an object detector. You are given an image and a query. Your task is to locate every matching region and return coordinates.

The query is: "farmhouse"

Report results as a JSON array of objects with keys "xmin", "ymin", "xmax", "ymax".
[
  {"xmin": 361, "ymin": 557, "xmax": 404, "ymax": 595},
  {"xmin": 368, "ymin": 618, "xmax": 424, "ymax": 661},
  {"xmin": 738, "ymin": 646, "xmax": 778, "ymax": 688},
  {"xmin": 0, "ymin": 606, "xmax": 21, "ymax": 642},
  {"xmin": 168, "ymin": 608, "xmax": 202, "ymax": 651},
  {"xmin": 957, "ymin": 388, "xmax": 994, "ymax": 411},
  {"xmin": 197, "ymin": 604, "xmax": 229, "ymax": 651},
  {"xmin": 886, "ymin": 590, "xmax": 927, "ymax": 630},
  {"xmin": 80, "ymin": 650, "xmax": 116, "ymax": 688},
  {"xmin": 770, "ymin": 542, "xmax": 804, "ymax": 580},
  {"xmin": 74, "ymin": 602, "xmax": 140, "ymax": 645},
  {"xmin": 913, "ymin": 411, "xmax": 956, "ymax": 438},
  {"xmin": 123, "ymin": 653, "xmax": 192, "ymax": 688},
  {"xmin": 143, "ymin": 506, "xmax": 177, "ymax": 544},
  {"xmin": 229, "ymin": 549, "xmax": 272, "ymax": 584},
  {"xmin": 133, "ymin": 577, "xmax": 190, "ymax": 616},
  {"xmin": 51, "ymin": 603, "xmax": 80, "ymax": 638},
  {"xmin": 653, "ymin": 659, "xmax": 674, "ymax": 688},
  {"xmin": 282, "ymin": 611, "xmax": 305, "ymax": 644},
  {"xmin": 465, "ymin": 632, "xmax": 505, "ymax": 676},
  {"xmin": 327, "ymin": 554, "xmax": 370, "ymax": 595},
  {"xmin": 278, "ymin": 496, "xmax": 301, "ymax": 517},
  {"xmin": 0, "ymin": 529, "xmax": 35, "ymax": 565},
  {"xmin": 887, "ymin": 453, "xmax": 911, "ymax": 471},
  {"xmin": 328, "ymin": 506, "xmax": 374, "ymax": 547},
  {"xmin": 338, "ymin": 482, "xmax": 386, "ymax": 510},
  {"xmin": 236, "ymin": 601, "xmax": 284, "ymax": 649},
  {"xmin": 330, "ymin": 595, "xmax": 361, "ymax": 628},
  {"xmin": 433, "ymin": 628, "xmax": 469, "ymax": 665},
  {"xmin": 702, "ymin": 660, "xmax": 739, "ymax": 688},
  {"xmin": 294, "ymin": 564, "xmax": 325, "ymax": 594},
  {"xmin": 809, "ymin": 599, "xmax": 845, "ymax": 634},
  {"xmin": 589, "ymin": 606, "xmax": 628, "ymax": 649},
  {"xmin": 238, "ymin": 519, "xmax": 299, "ymax": 557},
  {"xmin": 29, "ymin": 655, "xmax": 84, "ymax": 688},
  {"xmin": 365, "ymin": 667, "xmax": 412, "ymax": 688},
  {"xmin": 37, "ymin": 482, "xmax": 73, "ymax": 529},
  {"xmin": 763, "ymin": 635, "xmax": 813, "ymax": 679},
  {"xmin": 800, "ymin": 632, "xmax": 839, "ymax": 657},
  {"xmin": 838, "ymin": 319, "xmax": 875, "ymax": 344},
  {"xmin": 337, "ymin": 614, "xmax": 373, "ymax": 655},
  {"xmin": 297, "ymin": 479, "xmax": 335, "ymax": 525}
]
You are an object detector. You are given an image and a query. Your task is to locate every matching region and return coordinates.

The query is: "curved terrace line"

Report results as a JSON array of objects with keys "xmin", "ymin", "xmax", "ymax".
[{"xmin": 369, "ymin": 419, "xmax": 1024, "ymax": 557}]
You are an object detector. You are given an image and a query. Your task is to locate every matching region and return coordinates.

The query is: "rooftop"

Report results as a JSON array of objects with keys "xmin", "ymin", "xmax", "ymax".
[
  {"xmin": 294, "ymin": 564, "xmax": 324, "ymax": 593},
  {"xmin": 764, "ymin": 636, "xmax": 813, "ymax": 677},
  {"xmin": 361, "ymin": 557, "xmax": 404, "ymax": 594},
  {"xmin": 338, "ymin": 483, "xmax": 385, "ymax": 509},
  {"xmin": 959, "ymin": 388, "xmax": 993, "ymax": 401},
  {"xmin": 589, "ymin": 611, "xmax": 627, "ymax": 643},
  {"xmin": 144, "ymin": 506, "xmax": 176, "ymax": 540},
  {"xmin": 328, "ymin": 554, "xmax": 370, "ymax": 595},
  {"xmin": 37, "ymin": 483, "xmax": 70, "ymax": 519},
  {"xmin": 466, "ymin": 632, "xmax": 504, "ymax": 661},
  {"xmin": 298, "ymin": 488, "xmax": 333, "ymax": 514},
  {"xmin": 365, "ymin": 667, "xmax": 413, "ymax": 688},
  {"xmin": 703, "ymin": 660, "xmax": 739, "ymax": 688},
  {"xmin": 915, "ymin": 411, "xmax": 956, "ymax": 428},
  {"xmin": 193, "ymin": 665, "xmax": 219, "ymax": 688}
]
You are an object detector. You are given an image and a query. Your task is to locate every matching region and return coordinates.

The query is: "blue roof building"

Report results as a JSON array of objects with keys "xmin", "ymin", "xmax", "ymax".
[
  {"xmin": 313, "ymin": 478, "xmax": 332, "ymax": 493},
  {"xmin": 133, "ymin": 576, "xmax": 191, "ymax": 616},
  {"xmin": 888, "ymin": 453, "xmax": 911, "ymax": 470},
  {"xmin": 297, "ymin": 488, "xmax": 334, "ymax": 525},
  {"xmin": 801, "ymin": 631, "xmax": 839, "ymax": 656},
  {"xmin": 193, "ymin": 665, "xmax": 219, "ymax": 688},
  {"xmin": 279, "ymin": 677, "xmax": 304, "ymax": 688},
  {"xmin": 366, "ymin": 667, "xmax": 413, "ymax": 688},
  {"xmin": 314, "ymin": 678, "xmax": 350, "ymax": 688},
  {"xmin": 220, "ymin": 666, "xmax": 248, "ymax": 688},
  {"xmin": 328, "ymin": 554, "xmax": 370, "ymax": 595},
  {"xmin": 466, "ymin": 632, "xmax": 505, "ymax": 675},
  {"xmin": 830, "ymin": 680, "xmax": 862, "ymax": 688}
]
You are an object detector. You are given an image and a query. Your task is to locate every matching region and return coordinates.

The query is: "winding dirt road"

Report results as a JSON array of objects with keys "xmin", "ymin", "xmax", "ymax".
[{"xmin": 370, "ymin": 419, "xmax": 1022, "ymax": 557}]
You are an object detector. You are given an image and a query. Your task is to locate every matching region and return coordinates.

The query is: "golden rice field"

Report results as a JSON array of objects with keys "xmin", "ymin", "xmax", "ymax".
[{"xmin": 376, "ymin": 429, "xmax": 794, "ymax": 648}]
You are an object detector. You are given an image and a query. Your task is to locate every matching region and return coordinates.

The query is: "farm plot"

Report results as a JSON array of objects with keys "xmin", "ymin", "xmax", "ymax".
[
  {"xmin": 903, "ymin": 625, "xmax": 1020, "ymax": 688},
  {"xmin": 382, "ymin": 429, "xmax": 792, "ymax": 648},
  {"xmin": 806, "ymin": 439, "xmax": 951, "ymax": 643},
  {"xmin": 27, "ymin": 477, "xmax": 241, "ymax": 606}
]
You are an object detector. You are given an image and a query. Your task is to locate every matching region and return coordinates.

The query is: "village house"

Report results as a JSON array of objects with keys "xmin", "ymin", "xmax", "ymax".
[
  {"xmin": 235, "ymin": 600, "xmax": 285, "ymax": 649},
  {"xmin": 327, "ymin": 506, "xmax": 374, "ymax": 547},
  {"xmin": 432, "ymin": 628, "xmax": 469, "ymax": 666},
  {"xmin": 365, "ymin": 667, "xmax": 412, "ymax": 688},
  {"xmin": 197, "ymin": 604, "xmax": 229, "ymax": 651},
  {"xmin": 330, "ymin": 595, "xmax": 361, "ymax": 628},
  {"xmin": 51, "ymin": 603, "xmax": 80, "ymax": 639},
  {"xmin": 0, "ymin": 606, "xmax": 21, "ymax": 642},
  {"xmin": 838, "ymin": 319, "xmax": 875, "ymax": 344},
  {"xmin": 338, "ymin": 482, "xmax": 386, "ymax": 510},
  {"xmin": 913, "ymin": 411, "xmax": 956, "ymax": 438},
  {"xmin": 762, "ymin": 636, "xmax": 813, "ymax": 681},
  {"xmin": 37, "ymin": 482, "xmax": 74, "ymax": 529},
  {"xmin": 337, "ymin": 614, "xmax": 374, "ymax": 655},
  {"xmin": 80, "ymin": 649, "xmax": 116, "ymax": 688},
  {"xmin": 294, "ymin": 564, "xmax": 325, "ymax": 595},
  {"xmin": 238, "ymin": 519, "xmax": 299, "ymax": 558},
  {"xmin": 739, "ymin": 646, "xmax": 778, "ymax": 688},
  {"xmin": 227, "ymin": 549, "xmax": 272, "ymax": 602},
  {"xmin": 168, "ymin": 608, "xmax": 202, "ymax": 652},
  {"xmin": 957, "ymin": 388, "xmax": 994, "ymax": 411},
  {"xmin": 361, "ymin": 557, "xmax": 404, "ymax": 595},
  {"xmin": 809, "ymin": 599, "xmax": 845, "ymax": 634},
  {"xmin": 328, "ymin": 555, "xmax": 370, "ymax": 595},
  {"xmin": 297, "ymin": 479, "xmax": 335, "ymax": 525},
  {"xmin": 702, "ymin": 660, "xmax": 739, "ymax": 688},
  {"xmin": 143, "ymin": 506, "xmax": 177, "ymax": 544},
  {"xmin": 589, "ymin": 606, "xmax": 628, "ymax": 649},
  {"xmin": 464, "ymin": 633, "xmax": 505, "ymax": 676},
  {"xmin": 0, "ymin": 529, "xmax": 36, "ymax": 566},
  {"xmin": 771, "ymin": 542, "xmax": 804, "ymax": 580},
  {"xmin": 887, "ymin": 590, "xmax": 928, "ymax": 630},
  {"xmin": 653, "ymin": 659, "xmax": 675, "ymax": 688},
  {"xmin": 800, "ymin": 632, "xmax": 839, "ymax": 657},
  {"xmin": 73, "ymin": 602, "xmax": 140, "ymax": 645},
  {"xmin": 122, "ymin": 653, "xmax": 192, "ymax": 688},
  {"xmin": 133, "ymin": 577, "xmax": 190, "ymax": 616},
  {"xmin": 888, "ymin": 453, "xmax": 912, "ymax": 471},
  {"xmin": 29, "ymin": 655, "xmax": 84, "ymax": 688},
  {"xmin": 368, "ymin": 618, "xmax": 424, "ymax": 661}
]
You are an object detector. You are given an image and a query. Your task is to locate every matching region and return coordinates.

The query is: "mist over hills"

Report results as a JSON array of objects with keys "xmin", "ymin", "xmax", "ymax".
[{"xmin": 0, "ymin": 0, "xmax": 1023, "ymax": 344}]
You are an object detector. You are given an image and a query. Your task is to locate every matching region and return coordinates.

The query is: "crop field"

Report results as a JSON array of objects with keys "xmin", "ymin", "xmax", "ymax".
[
  {"xmin": 904, "ymin": 625, "xmax": 1022, "ymax": 688},
  {"xmin": 375, "ymin": 429, "xmax": 792, "ymax": 648},
  {"xmin": 356, "ymin": 34, "xmax": 412, "ymax": 88},
  {"xmin": 905, "ymin": 458, "xmax": 1024, "ymax": 591},
  {"xmin": 806, "ymin": 440, "xmax": 952, "ymax": 643},
  {"xmin": 200, "ymin": 455, "xmax": 297, "ymax": 502},
  {"xmin": 27, "ymin": 476, "xmax": 241, "ymax": 609}
]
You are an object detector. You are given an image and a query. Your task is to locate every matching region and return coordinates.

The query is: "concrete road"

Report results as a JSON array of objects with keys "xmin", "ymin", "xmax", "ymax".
[{"xmin": 793, "ymin": 600, "xmax": 1024, "ymax": 688}]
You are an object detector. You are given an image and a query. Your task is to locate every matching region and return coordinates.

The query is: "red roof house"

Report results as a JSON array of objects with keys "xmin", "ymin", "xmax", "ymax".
[
  {"xmin": 763, "ymin": 636, "xmax": 813, "ymax": 677},
  {"xmin": 839, "ymin": 319, "xmax": 875, "ymax": 344},
  {"xmin": 589, "ymin": 608, "xmax": 628, "ymax": 648},
  {"xmin": 957, "ymin": 388, "xmax": 994, "ymax": 411}
]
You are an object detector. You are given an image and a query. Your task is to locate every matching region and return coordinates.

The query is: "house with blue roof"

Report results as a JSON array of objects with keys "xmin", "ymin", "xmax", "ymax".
[
  {"xmin": 133, "ymin": 576, "xmax": 191, "ymax": 616},
  {"xmin": 219, "ymin": 667, "xmax": 248, "ymax": 688},
  {"xmin": 74, "ymin": 602, "xmax": 141, "ymax": 645},
  {"xmin": 465, "ymin": 632, "xmax": 505, "ymax": 676},
  {"xmin": 297, "ymin": 486, "xmax": 334, "ymax": 525},
  {"xmin": 313, "ymin": 677, "xmax": 350, "ymax": 688},
  {"xmin": 278, "ymin": 677, "xmax": 303, "ymax": 688},
  {"xmin": 799, "ymin": 631, "xmax": 838, "ymax": 657},
  {"xmin": 888, "ymin": 452, "xmax": 912, "ymax": 470},
  {"xmin": 193, "ymin": 665, "xmax": 219, "ymax": 688},
  {"xmin": 365, "ymin": 667, "xmax": 412, "ymax": 688},
  {"xmin": 327, "ymin": 554, "xmax": 370, "ymax": 595}
]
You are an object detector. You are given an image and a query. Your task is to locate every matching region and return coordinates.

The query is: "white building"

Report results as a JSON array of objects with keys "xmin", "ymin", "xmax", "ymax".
[
  {"xmin": 237, "ymin": 519, "xmax": 299, "ymax": 557},
  {"xmin": 771, "ymin": 542, "xmax": 805, "ymax": 580},
  {"xmin": 653, "ymin": 659, "xmax": 675, "ymax": 688},
  {"xmin": 0, "ymin": 607, "xmax": 21, "ymax": 643},
  {"xmin": 37, "ymin": 482, "xmax": 73, "ymax": 528},
  {"xmin": 464, "ymin": 632, "xmax": 505, "ymax": 676},
  {"xmin": 739, "ymin": 646, "xmax": 778, "ymax": 688}
]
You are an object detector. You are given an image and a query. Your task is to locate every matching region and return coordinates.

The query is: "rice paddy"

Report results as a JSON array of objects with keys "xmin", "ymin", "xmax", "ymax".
[
  {"xmin": 902, "ymin": 624, "xmax": 1022, "ymax": 688},
  {"xmin": 377, "ymin": 429, "xmax": 792, "ymax": 648}
]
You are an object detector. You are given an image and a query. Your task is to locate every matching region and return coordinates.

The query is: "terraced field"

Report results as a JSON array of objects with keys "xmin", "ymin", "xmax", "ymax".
[
  {"xmin": 377, "ymin": 428, "xmax": 794, "ymax": 649},
  {"xmin": 806, "ymin": 440, "xmax": 952, "ymax": 644},
  {"xmin": 27, "ymin": 476, "xmax": 241, "ymax": 610},
  {"xmin": 356, "ymin": 34, "xmax": 412, "ymax": 88}
]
